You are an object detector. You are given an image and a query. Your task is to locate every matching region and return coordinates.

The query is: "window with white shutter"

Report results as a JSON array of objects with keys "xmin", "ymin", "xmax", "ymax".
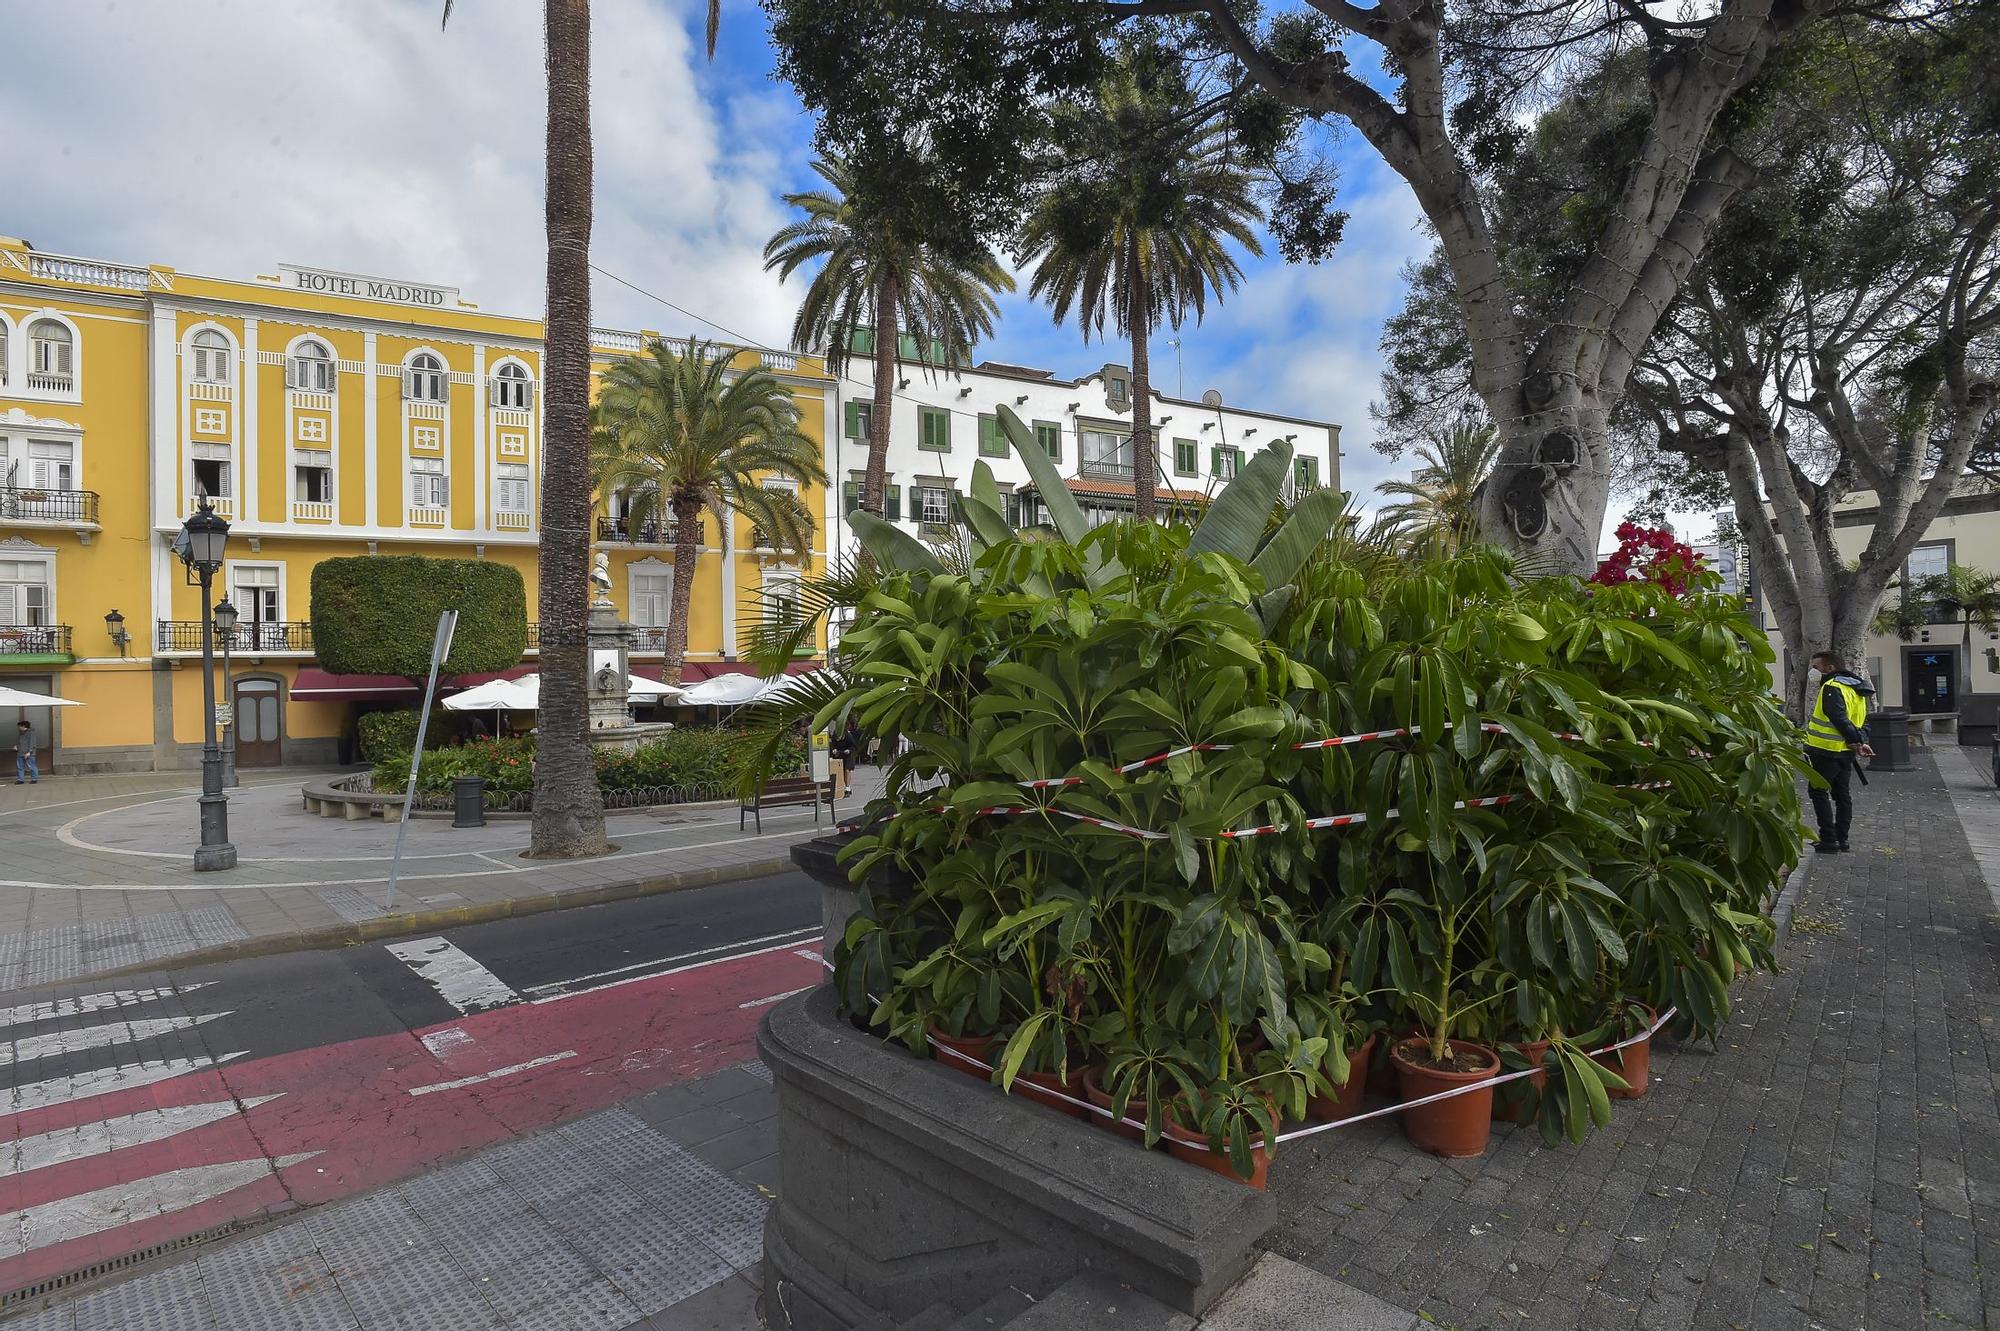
[
  {"xmin": 0, "ymin": 321, "xmax": 9, "ymax": 387},
  {"xmin": 491, "ymin": 363, "xmax": 533, "ymax": 409},
  {"xmin": 294, "ymin": 450, "xmax": 333, "ymax": 503},
  {"xmin": 631, "ymin": 571, "xmax": 672, "ymax": 628},
  {"xmin": 409, "ymin": 457, "xmax": 447, "ymax": 508},
  {"xmin": 496, "ymin": 463, "xmax": 531, "ymax": 513},
  {"xmin": 0, "ymin": 560, "xmax": 51, "ymax": 627},
  {"xmin": 27, "ymin": 441, "xmax": 73, "ymax": 491},
  {"xmin": 288, "ymin": 341, "xmax": 334, "ymax": 391},
  {"xmin": 28, "ymin": 321, "xmax": 73, "ymax": 379},
  {"xmin": 405, "ymin": 353, "xmax": 447, "ymax": 403},
  {"xmin": 190, "ymin": 329, "xmax": 232, "ymax": 382}
]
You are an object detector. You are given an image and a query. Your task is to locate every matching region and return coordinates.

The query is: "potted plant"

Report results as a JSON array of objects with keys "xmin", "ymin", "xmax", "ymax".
[{"xmin": 1591, "ymin": 996, "xmax": 1656, "ymax": 1099}]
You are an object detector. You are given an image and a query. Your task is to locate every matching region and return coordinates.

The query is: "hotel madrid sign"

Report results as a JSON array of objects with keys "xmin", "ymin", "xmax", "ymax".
[{"xmin": 278, "ymin": 264, "xmax": 459, "ymax": 309}]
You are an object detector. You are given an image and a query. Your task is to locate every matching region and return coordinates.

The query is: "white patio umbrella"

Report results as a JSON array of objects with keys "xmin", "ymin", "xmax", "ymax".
[
  {"xmin": 0, "ymin": 685, "xmax": 79, "ymax": 709},
  {"xmin": 442, "ymin": 672, "xmax": 683, "ymax": 712},
  {"xmin": 676, "ymin": 672, "xmax": 811, "ymax": 708}
]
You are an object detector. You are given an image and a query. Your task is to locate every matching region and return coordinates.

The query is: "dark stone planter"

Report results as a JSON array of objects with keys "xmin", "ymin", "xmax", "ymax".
[
  {"xmin": 790, "ymin": 833, "xmax": 915, "ymax": 961},
  {"xmin": 759, "ymin": 987, "xmax": 1273, "ymax": 1330}
]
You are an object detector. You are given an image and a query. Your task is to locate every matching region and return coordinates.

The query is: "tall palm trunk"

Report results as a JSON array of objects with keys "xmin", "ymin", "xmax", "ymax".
[
  {"xmin": 663, "ymin": 495, "xmax": 703, "ymax": 685},
  {"xmin": 864, "ymin": 269, "xmax": 898, "ymax": 519},
  {"xmin": 531, "ymin": 0, "xmax": 608, "ymax": 858},
  {"xmin": 1126, "ymin": 239, "xmax": 1157, "ymax": 523}
]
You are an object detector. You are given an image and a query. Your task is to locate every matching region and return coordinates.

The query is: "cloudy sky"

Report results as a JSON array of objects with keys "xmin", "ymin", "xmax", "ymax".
[{"xmin": 6, "ymin": 0, "xmax": 1433, "ymax": 497}]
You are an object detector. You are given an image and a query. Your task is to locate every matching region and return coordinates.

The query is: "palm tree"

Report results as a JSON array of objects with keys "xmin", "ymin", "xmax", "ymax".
[
  {"xmin": 1873, "ymin": 562, "xmax": 2000, "ymax": 699},
  {"xmin": 1020, "ymin": 51, "xmax": 1263, "ymax": 522},
  {"xmin": 763, "ymin": 153, "xmax": 1013, "ymax": 528},
  {"xmin": 445, "ymin": 0, "xmax": 606, "ymax": 857},
  {"xmin": 592, "ymin": 339, "xmax": 829, "ymax": 683},
  {"xmin": 1375, "ymin": 422, "xmax": 1501, "ymax": 553}
]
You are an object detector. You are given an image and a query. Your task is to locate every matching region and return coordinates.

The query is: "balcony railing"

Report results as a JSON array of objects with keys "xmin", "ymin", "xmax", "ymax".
[
  {"xmin": 0, "ymin": 487, "xmax": 99, "ymax": 526},
  {"xmin": 26, "ymin": 372, "xmax": 73, "ymax": 394},
  {"xmin": 408, "ymin": 505, "xmax": 449, "ymax": 528},
  {"xmin": 1077, "ymin": 454, "xmax": 1135, "ymax": 481},
  {"xmin": 527, "ymin": 623, "xmax": 669, "ymax": 653},
  {"xmin": 187, "ymin": 381, "xmax": 233, "ymax": 402},
  {"xmin": 29, "ymin": 252, "xmax": 150, "ymax": 290},
  {"xmin": 494, "ymin": 511, "xmax": 533, "ymax": 531},
  {"xmin": 157, "ymin": 621, "xmax": 314, "ymax": 654},
  {"xmin": 0, "ymin": 625, "xmax": 72, "ymax": 659},
  {"xmin": 597, "ymin": 515, "xmax": 699, "ymax": 547},
  {"xmin": 293, "ymin": 500, "xmax": 334, "ymax": 522},
  {"xmin": 187, "ymin": 493, "xmax": 236, "ymax": 521}
]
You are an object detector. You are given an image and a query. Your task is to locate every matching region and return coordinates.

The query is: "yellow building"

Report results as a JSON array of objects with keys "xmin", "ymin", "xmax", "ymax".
[{"xmin": 0, "ymin": 238, "xmax": 833, "ymax": 772}]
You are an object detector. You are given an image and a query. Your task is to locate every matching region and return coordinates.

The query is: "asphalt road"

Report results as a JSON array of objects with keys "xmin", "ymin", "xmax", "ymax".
[{"xmin": 0, "ymin": 870, "xmax": 819, "ymax": 1299}]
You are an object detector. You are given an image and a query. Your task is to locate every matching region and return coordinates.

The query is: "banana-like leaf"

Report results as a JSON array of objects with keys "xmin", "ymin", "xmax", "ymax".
[
  {"xmin": 959, "ymin": 494, "xmax": 1015, "ymax": 549},
  {"xmin": 970, "ymin": 460, "xmax": 1006, "ymax": 522},
  {"xmin": 852, "ymin": 511, "xmax": 942, "ymax": 574},
  {"xmin": 1253, "ymin": 585, "xmax": 1296, "ymax": 636},
  {"xmin": 1251, "ymin": 486, "xmax": 1352, "ymax": 588},
  {"xmin": 1190, "ymin": 439, "xmax": 1294, "ymax": 561},
  {"xmin": 999, "ymin": 405, "xmax": 1088, "ymax": 543}
]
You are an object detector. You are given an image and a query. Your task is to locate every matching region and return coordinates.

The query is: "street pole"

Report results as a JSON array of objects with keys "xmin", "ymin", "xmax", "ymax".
[
  {"xmin": 194, "ymin": 572, "xmax": 236, "ymax": 870},
  {"xmin": 218, "ymin": 608, "xmax": 238, "ymax": 789}
]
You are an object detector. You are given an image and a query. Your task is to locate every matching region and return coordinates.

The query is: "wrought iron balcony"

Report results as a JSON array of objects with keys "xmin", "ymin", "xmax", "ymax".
[
  {"xmin": 1076, "ymin": 454, "xmax": 1135, "ymax": 481},
  {"xmin": 0, "ymin": 487, "xmax": 99, "ymax": 526},
  {"xmin": 596, "ymin": 515, "xmax": 698, "ymax": 547},
  {"xmin": 156, "ymin": 621, "xmax": 315, "ymax": 653},
  {"xmin": 0, "ymin": 624, "xmax": 72, "ymax": 660}
]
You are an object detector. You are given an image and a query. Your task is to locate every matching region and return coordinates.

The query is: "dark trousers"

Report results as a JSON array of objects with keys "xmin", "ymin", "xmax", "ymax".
[{"xmin": 1807, "ymin": 747, "xmax": 1853, "ymax": 845}]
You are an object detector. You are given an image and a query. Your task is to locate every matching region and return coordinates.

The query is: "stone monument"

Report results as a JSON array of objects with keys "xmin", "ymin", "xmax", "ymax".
[{"xmin": 583, "ymin": 547, "xmax": 675, "ymax": 755}]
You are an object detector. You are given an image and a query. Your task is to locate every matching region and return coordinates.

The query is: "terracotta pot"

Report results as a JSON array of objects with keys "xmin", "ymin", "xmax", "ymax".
[
  {"xmin": 1081, "ymin": 1066, "xmax": 1147, "ymax": 1142},
  {"xmin": 926, "ymin": 1023, "xmax": 998, "ymax": 1084},
  {"xmin": 1305, "ymin": 1034, "xmax": 1377, "ymax": 1123},
  {"xmin": 1014, "ymin": 1067, "xmax": 1088, "ymax": 1119},
  {"xmin": 1391, "ymin": 1037, "xmax": 1500, "ymax": 1158},
  {"xmin": 1162, "ymin": 1103, "xmax": 1273, "ymax": 1189},
  {"xmin": 1493, "ymin": 1038, "xmax": 1552, "ymax": 1123},
  {"xmin": 1593, "ymin": 1005, "xmax": 1655, "ymax": 1099}
]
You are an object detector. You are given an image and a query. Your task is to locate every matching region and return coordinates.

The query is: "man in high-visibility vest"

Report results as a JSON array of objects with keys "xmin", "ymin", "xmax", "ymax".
[{"xmin": 1804, "ymin": 650, "xmax": 1875, "ymax": 852}]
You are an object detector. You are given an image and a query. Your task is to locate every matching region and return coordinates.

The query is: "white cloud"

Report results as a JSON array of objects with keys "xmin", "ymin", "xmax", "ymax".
[{"xmin": 2, "ymin": 0, "xmax": 794, "ymax": 342}]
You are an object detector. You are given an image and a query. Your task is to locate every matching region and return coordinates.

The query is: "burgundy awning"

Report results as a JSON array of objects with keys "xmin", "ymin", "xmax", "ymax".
[
  {"xmin": 289, "ymin": 664, "xmax": 536, "ymax": 702},
  {"xmin": 627, "ymin": 660, "xmax": 822, "ymax": 683}
]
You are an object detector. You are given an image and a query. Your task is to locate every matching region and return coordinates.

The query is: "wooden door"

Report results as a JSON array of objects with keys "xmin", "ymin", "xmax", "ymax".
[{"xmin": 233, "ymin": 677, "xmax": 283, "ymax": 767}]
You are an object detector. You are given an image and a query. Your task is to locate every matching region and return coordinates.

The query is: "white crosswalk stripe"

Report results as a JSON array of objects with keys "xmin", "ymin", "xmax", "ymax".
[
  {"xmin": 6, "ymin": 1053, "xmax": 246, "ymax": 1115},
  {"xmin": 5, "ymin": 1096, "xmax": 284, "ymax": 1177},
  {"xmin": 0, "ymin": 984, "xmax": 212, "ymax": 1030},
  {"xmin": 4, "ymin": 1152, "xmax": 320, "ymax": 1259},
  {"xmin": 386, "ymin": 936, "xmax": 519, "ymax": 1014},
  {"xmin": 3, "ymin": 1012, "xmax": 231, "ymax": 1068}
]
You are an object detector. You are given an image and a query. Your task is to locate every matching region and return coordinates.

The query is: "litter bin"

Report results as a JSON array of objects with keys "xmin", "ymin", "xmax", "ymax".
[
  {"xmin": 452, "ymin": 776, "xmax": 487, "ymax": 828},
  {"xmin": 1869, "ymin": 709, "xmax": 1914, "ymax": 773}
]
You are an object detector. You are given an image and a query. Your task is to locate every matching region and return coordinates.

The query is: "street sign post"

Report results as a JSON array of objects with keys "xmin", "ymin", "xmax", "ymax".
[{"xmin": 385, "ymin": 610, "xmax": 459, "ymax": 913}]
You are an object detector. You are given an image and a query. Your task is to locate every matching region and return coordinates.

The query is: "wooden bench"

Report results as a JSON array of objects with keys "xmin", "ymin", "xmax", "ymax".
[{"xmin": 740, "ymin": 775, "xmax": 833, "ymax": 833}]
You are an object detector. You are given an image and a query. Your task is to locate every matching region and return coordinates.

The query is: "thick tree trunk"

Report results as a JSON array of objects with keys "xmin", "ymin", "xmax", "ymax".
[
  {"xmin": 863, "ymin": 273, "xmax": 897, "ymax": 522},
  {"xmin": 530, "ymin": 0, "xmax": 608, "ymax": 859},
  {"xmin": 1474, "ymin": 377, "xmax": 1614, "ymax": 578},
  {"xmin": 1127, "ymin": 242, "xmax": 1156, "ymax": 523},
  {"xmin": 662, "ymin": 495, "xmax": 702, "ymax": 686}
]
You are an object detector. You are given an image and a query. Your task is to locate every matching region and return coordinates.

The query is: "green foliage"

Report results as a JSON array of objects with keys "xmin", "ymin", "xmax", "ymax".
[
  {"xmin": 815, "ymin": 510, "xmax": 1800, "ymax": 1177},
  {"xmin": 311, "ymin": 557, "xmax": 527, "ymax": 680},
  {"xmin": 356, "ymin": 709, "xmax": 450, "ymax": 765},
  {"xmin": 375, "ymin": 735, "xmax": 536, "ymax": 804},
  {"xmin": 372, "ymin": 728, "xmax": 802, "ymax": 808}
]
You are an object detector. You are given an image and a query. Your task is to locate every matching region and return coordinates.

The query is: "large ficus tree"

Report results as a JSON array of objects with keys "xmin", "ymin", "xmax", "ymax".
[{"xmin": 763, "ymin": 0, "xmax": 1894, "ymax": 575}]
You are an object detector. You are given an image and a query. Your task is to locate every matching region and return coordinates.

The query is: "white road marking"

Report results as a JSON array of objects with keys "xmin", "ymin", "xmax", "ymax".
[
  {"xmin": 5, "ymin": 1096, "xmax": 284, "ymax": 1177},
  {"xmin": 386, "ymin": 937, "xmax": 519, "ymax": 1014},
  {"xmin": 794, "ymin": 948, "xmax": 823, "ymax": 962},
  {"xmin": 0, "ymin": 984, "xmax": 213, "ymax": 1030},
  {"xmin": 421, "ymin": 1026, "xmax": 477, "ymax": 1059},
  {"xmin": 521, "ymin": 927, "xmax": 821, "ymax": 999},
  {"xmin": 6, "ymin": 1053, "xmax": 247, "ymax": 1115},
  {"xmin": 4, "ymin": 1152, "xmax": 319, "ymax": 1260},
  {"xmin": 406, "ymin": 1051, "xmax": 577, "ymax": 1096},
  {"xmin": 2, "ymin": 1012, "xmax": 231, "ymax": 1068},
  {"xmin": 739, "ymin": 986, "xmax": 813, "ymax": 1010}
]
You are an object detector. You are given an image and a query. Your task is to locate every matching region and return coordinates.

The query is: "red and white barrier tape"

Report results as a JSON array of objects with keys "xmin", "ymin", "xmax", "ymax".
[{"xmin": 919, "ymin": 1003, "xmax": 1678, "ymax": 1151}]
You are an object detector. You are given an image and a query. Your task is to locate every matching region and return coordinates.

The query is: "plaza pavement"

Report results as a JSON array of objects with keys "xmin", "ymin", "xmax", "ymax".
[
  {"xmin": 0, "ymin": 766, "xmax": 882, "ymax": 993},
  {"xmin": 3, "ymin": 748, "xmax": 1993, "ymax": 1330}
]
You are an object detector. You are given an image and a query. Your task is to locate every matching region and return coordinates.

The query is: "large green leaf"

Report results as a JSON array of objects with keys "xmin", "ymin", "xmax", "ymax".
[
  {"xmin": 959, "ymin": 495, "xmax": 1015, "ymax": 550},
  {"xmin": 998, "ymin": 405, "xmax": 1088, "ymax": 543},
  {"xmin": 970, "ymin": 460, "xmax": 1007, "ymax": 523},
  {"xmin": 1250, "ymin": 486, "xmax": 1352, "ymax": 588},
  {"xmin": 851, "ymin": 512, "xmax": 943, "ymax": 573},
  {"xmin": 1189, "ymin": 438, "xmax": 1293, "ymax": 560}
]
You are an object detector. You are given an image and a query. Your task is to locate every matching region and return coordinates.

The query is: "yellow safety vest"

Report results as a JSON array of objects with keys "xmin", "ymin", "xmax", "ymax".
[{"xmin": 1805, "ymin": 678, "xmax": 1867, "ymax": 753}]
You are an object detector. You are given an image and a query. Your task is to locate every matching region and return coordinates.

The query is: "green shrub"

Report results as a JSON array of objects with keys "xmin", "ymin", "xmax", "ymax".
[
  {"xmin": 356, "ymin": 709, "xmax": 452, "ymax": 765},
  {"xmin": 370, "ymin": 727, "xmax": 807, "ymax": 807},
  {"xmin": 374, "ymin": 734, "xmax": 535, "ymax": 805},
  {"xmin": 312, "ymin": 556, "xmax": 527, "ymax": 680}
]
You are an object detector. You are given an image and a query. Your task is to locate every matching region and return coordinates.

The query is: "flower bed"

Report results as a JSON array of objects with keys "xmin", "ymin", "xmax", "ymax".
[{"xmin": 806, "ymin": 426, "xmax": 1802, "ymax": 1182}]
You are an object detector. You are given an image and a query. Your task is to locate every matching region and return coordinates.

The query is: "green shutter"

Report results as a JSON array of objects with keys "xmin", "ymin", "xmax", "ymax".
[
  {"xmin": 1211, "ymin": 446, "xmax": 1223, "ymax": 475},
  {"xmin": 979, "ymin": 414, "xmax": 1006, "ymax": 457},
  {"xmin": 845, "ymin": 401, "xmax": 860, "ymax": 438},
  {"xmin": 919, "ymin": 407, "xmax": 950, "ymax": 451},
  {"xmin": 843, "ymin": 481, "xmax": 859, "ymax": 516},
  {"xmin": 885, "ymin": 484, "xmax": 901, "ymax": 520},
  {"xmin": 1034, "ymin": 421, "xmax": 1061, "ymax": 461},
  {"xmin": 898, "ymin": 332, "xmax": 920, "ymax": 360},
  {"xmin": 1174, "ymin": 438, "xmax": 1196, "ymax": 476},
  {"xmin": 849, "ymin": 327, "xmax": 874, "ymax": 356}
]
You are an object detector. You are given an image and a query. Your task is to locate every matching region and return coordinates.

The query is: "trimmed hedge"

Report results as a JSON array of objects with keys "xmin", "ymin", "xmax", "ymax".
[
  {"xmin": 372, "ymin": 728, "xmax": 811, "ymax": 808},
  {"xmin": 311, "ymin": 556, "xmax": 527, "ymax": 680}
]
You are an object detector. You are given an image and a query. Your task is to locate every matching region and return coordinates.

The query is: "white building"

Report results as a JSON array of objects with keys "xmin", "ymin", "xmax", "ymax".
[{"xmin": 823, "ymin": 339, "xmax": 1340, "ymax": 552}]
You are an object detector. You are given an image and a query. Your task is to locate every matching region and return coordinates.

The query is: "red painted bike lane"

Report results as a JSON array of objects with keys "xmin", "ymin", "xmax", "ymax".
[{"xmin": 0, "ymin": 939, "xmax": 822, "ymax": 1296}]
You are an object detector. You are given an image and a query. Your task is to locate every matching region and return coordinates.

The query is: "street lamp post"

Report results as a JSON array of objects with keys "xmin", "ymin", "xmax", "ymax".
[
  {"xmin": 177, "ymin": 501, "xmax": 236, "ymax": 871},
  {"xmin": 214, "ymin": 597, "xmax": 239, "ymax": 789}
]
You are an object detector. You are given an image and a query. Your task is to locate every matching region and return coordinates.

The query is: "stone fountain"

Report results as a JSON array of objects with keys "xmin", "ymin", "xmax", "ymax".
[{"xmin": 585, "ymin": 550, "xmax": 677, "ymax": 755}]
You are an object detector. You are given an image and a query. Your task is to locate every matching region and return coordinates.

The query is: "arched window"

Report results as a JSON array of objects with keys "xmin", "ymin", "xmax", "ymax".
[
  {"xmin": 190, "ymin": 329, "xmax": 232, "ymax": 382},
  {"xmin": 405, "ymin": 352, "xmax": 447, "ymax": 403},
  {"xmin": 28, "ymin": 320, "xmax": 73, "ymax": 384},
  {"xmin": 287, "ymin": 339, "xmax": 335, "ymax": 392},
  {"xmin": 490, "ymin": 361, "xmax": 533, "ymax": 409}
]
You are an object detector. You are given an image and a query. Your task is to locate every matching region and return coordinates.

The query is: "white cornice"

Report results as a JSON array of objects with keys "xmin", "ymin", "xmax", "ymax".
[{"xmin": 0, "ymin": 405, "xmax": 84, "ymax": 434}]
